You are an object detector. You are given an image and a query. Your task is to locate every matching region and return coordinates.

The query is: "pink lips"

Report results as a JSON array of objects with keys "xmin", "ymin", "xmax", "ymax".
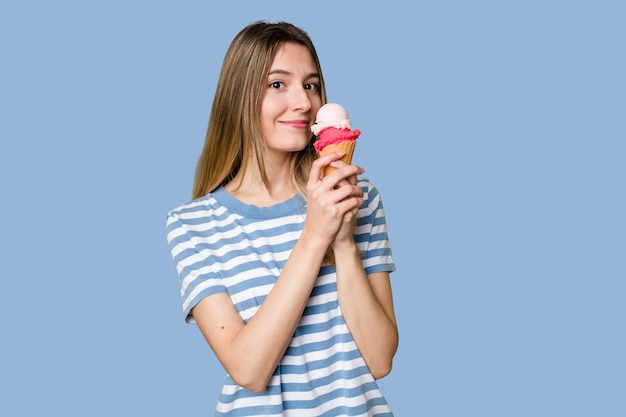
[{"xmin": 281, "ymin": 120, "xmax": 310, "ymax": 130}]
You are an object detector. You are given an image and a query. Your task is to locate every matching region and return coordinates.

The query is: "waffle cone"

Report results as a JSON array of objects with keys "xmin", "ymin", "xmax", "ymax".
[{"xmin": 318, "ymin": 141, "xmax": 356, "ymax": 176}]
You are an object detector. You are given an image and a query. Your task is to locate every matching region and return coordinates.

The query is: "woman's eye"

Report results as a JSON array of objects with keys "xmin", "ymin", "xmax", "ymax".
[
  {"xmin": 269, "ymin": 81, "xmax": 283, "ymax": 89},
  {"xmin": 305, "ymin": 83, "xmax": 320, "ymax": 92}
]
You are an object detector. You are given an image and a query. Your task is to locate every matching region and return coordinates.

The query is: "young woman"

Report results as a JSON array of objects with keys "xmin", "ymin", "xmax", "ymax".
[{"xmin": 166, "ymin": 21, "xmax": 398, "ymax": 416}]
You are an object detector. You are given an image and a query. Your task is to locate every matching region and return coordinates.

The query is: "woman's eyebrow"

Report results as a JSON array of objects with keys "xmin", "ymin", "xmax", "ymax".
[
  {"xmin": 268, "ymin": 69, "xmax": 320, "ymax": 79},
  {"xmin": 268, "ymin": 69, "xmax": 290, "ymax": 76}
]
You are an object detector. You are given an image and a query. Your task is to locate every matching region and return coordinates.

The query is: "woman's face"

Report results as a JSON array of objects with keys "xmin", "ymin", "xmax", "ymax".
[{"xmin": 260, "ymin": 42, "xmax": 322, "ymax": 154}]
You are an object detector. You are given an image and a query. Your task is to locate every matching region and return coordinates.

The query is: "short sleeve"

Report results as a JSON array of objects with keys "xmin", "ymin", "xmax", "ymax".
[
  {"xmin": 166, "ymin": 212, "xmax": 227, "ymax": 323},
  {"xmin": 355, "ymin": 179, "xmax": 396, "ymax": 275}
]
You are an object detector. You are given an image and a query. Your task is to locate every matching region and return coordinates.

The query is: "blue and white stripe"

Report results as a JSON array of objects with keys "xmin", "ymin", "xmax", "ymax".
[{"xmin": 166, "ymin": 178, "xmax": 395, "ymax": 416}]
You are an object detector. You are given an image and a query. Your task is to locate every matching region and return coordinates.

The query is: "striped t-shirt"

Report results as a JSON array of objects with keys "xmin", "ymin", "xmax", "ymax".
[{"xmin": 166, "ymin": 178, "xmax": 396, "ymax": 416}]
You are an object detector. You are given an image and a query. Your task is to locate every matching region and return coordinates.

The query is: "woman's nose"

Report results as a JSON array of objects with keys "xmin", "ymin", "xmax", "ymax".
[{"xmin": 291, "ymin": 87, "xmax": 312, "ymax": 112}]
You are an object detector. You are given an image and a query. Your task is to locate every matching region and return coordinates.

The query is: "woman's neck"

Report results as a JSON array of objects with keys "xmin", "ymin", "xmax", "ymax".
[{"xmin": 225, "ymin": 157, "xmax": 297, "ymax": 207}]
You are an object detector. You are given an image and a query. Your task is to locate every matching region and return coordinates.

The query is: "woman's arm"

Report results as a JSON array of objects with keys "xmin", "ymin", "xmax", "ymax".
[
  {"xmin": 192, "ymin": 230, "xmax": 328, "ymax": 393},
  {"xmin": 192, "ymin": 153, "xmax": 365, "ymax": 392},
  {"xmin": 333, "ymin": 245, "xmax": 398, "ymax": 379},
  {"xmin": 331, "ymin": 172, "xmax": 399, "ymax": 379}
]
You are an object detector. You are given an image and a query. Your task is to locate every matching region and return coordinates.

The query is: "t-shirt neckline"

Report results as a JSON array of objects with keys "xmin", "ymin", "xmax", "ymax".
[{"xmin": 212, "ymin": 186, "xmax": 306, "ymax": 219}]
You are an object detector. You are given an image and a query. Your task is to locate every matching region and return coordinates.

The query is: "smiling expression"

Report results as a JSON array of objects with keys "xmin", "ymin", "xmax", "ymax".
[{"xmin": 260, "ymin": 42, "xmax": 323, "ymax": 155}]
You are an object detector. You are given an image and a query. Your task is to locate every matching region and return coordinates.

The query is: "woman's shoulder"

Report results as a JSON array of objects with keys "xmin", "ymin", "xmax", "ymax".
[
  {"xmin": 356, "ymin": 177, "xmax": 376, "ymax": 191},
  {"xmin": 166, "ymin": 190, "xmax": 221, "ymax": 220},
  {"xmin": 356, "ymin": 177, "xmax": 382, "ymax": 200}
]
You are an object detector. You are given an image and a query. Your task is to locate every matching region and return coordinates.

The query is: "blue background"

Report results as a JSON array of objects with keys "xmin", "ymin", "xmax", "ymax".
[{"xmin": 2, "ymin": 1, "xmax": 624, "ymax": 415}]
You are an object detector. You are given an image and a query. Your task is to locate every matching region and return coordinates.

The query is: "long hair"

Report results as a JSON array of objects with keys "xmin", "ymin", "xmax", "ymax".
[{"xmin": 192, "ymin": 21, "xmax": 327, "ymax": 199}]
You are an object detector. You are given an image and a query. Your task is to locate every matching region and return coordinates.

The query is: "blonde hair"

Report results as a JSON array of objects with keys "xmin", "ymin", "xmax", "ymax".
[{"xmin": 192, "ymin": 21, "xmax": 327, "ymax": 200}]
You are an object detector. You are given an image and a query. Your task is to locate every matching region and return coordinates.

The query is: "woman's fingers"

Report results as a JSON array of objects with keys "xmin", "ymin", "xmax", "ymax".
[
  {"xmin": 309, "ymin": 152, "xmax": 346, "ymax": 183},
  {"xmin": 305, "ymin": 154, "xmax": 365, "ymax": 243}
]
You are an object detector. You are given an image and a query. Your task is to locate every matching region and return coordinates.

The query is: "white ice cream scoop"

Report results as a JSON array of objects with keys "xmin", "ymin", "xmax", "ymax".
[{"xmin": 311, "ymin": 103, "xmax": 351, "ymax": 135}]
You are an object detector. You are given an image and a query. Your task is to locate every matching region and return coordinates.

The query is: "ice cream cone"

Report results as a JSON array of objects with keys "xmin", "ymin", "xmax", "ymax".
[{"xmin": 319, "ymin": 140, "xmax": 356, "ymax": 176}]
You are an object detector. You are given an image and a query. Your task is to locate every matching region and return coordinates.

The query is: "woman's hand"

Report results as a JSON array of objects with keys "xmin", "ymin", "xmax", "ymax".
[
  {"xmin": 330, "ymin": 160, "xmax": 362, "ymax": 248},
  {"xmin": 304, "ymin": 152, "xmax": 364, "ymax": 245}
]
